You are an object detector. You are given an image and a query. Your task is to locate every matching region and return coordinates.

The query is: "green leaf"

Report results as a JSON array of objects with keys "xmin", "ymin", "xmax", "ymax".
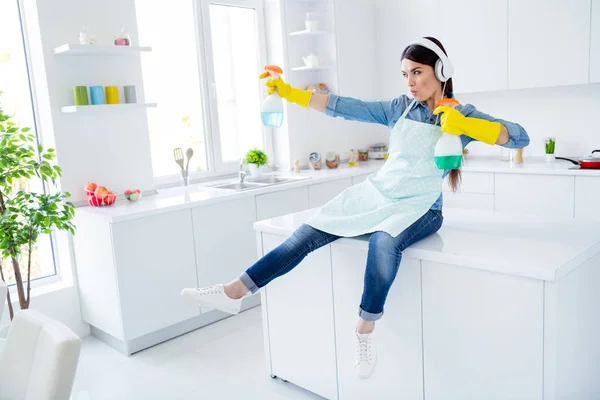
[{"xmin": 21, "ymin": 127, "xmax": 31, "ymax": 132}]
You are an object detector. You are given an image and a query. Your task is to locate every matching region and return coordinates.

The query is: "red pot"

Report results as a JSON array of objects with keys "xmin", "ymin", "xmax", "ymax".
[{"xmin": 556, "ymin": 150, "xmax": 600, "ymax": 169}]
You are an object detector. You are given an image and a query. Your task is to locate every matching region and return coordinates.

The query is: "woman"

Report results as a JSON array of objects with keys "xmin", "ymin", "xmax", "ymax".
[{"xmin": 181, "ymin": 37, "xmax": 530, "ymax": 379}]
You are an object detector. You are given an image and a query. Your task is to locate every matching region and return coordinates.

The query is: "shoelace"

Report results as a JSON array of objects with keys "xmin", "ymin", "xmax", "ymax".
[
  {"xmin": 195, "ymin": 285, "xmax": 223, "ymax": 295},
  {"xmin": 356, "ymin": 335, "xmax": 372, "ymax": 364}
]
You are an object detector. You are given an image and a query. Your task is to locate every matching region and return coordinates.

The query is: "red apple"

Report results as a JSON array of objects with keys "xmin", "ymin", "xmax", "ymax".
[
  {"xmin": 88, "ymin": 195, "xmax": 101, "ymax": 207},
  {"xmin": 124, "ymin": 189, "xmax": 132, "ymax": 196},
  {"xmin": 94, "ymin": 186, "xmax": 109, "ymax": 200},
  {"xmin": 84, "ymin": 182, "xmax": 97, "ymax": 196},
  {"xmin": 104, "ymin": 192, "xmax": 116, "ymax": 206}
]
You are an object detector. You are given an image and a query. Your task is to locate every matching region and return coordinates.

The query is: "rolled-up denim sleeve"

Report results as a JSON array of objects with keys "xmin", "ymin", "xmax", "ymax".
[
  {"xmin": 458, "ymin": 104, "xmax": 530, "ymax": 149},
  {"xmin": 325, "ymin": 94, "xmax": 408, "ymax": 128}
]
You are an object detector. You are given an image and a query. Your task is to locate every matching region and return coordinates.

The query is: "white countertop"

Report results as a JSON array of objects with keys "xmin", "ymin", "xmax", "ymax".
[
  {"xmin": 75, "ymin": 157, "xmax": 600, "ymax": 223},
  {"xmin": 254, "ymin": 207, "xmax": 600, "ymax": 282}
]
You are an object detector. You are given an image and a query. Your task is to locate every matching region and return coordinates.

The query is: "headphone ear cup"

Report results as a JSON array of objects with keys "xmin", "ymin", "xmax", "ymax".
[{"xmin": 435, "ymin": 59, "xmax": 448, "ymax": 82}]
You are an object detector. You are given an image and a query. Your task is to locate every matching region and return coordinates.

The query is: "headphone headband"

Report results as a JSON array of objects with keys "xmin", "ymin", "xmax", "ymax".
[{"xmin": 405, "ymin": 38, "xmax": 454, "ymax": 82}]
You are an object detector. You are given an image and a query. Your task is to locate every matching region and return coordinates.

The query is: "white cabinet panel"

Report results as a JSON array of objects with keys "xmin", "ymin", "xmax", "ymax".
[
  {"xmin": 494, "ymin": 174, "xmax": 575, "ymax": 217},
  {"xmin": 439, "ymin": 0, "xmax": 508, "ymax": 93},
  {"xmin": 592, "ymin": 0, "xmax": 600, "ymax": 83},
  {"xmin": 256, "ymin": 186, "xmax": 309, "ymax": 221},
  {"xmin": 508, "ymin": 0, "xmax": 591, "ymax": 89},
  {"xmin": 575, "ymin": 176, "xmax": 600, "ymax": 219},
  {"xmin": 308, "ymin": 178, "xmax": 352, "ymax": 208},
  {"xmin": 192, "ymin": 197, "xmax": 257, "ymax": 290},
  {"xmin": 331, "ymin": 244, "xmax": 423, "ymax": 399},
  {"xmin": 112, "ymin": 209, "xmax": 199, "ymax": 340},
  {"xmin": 443, "ymin": 171, "xmax": 494, "ymax": 194},
  {"xmin": 443, "ymin": 192, "xmax": 494, "ymax": 211},
  {"xmin": 261, "ymin": 233, "xmax": 337, "ymax": 400},
  {"xmin": 422, "ymin": 261, "xmax": 544, "ymax": 399}
]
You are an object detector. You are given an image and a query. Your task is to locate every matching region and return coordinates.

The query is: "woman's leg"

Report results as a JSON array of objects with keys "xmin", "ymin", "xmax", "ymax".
[
  {"xmin": 353, "ymin": 209, "xmax": 443, "ymax": 379},
  {"xmin": 182, "ymin": 224, "xmax": 340, "ymax": 312},
  {"xmin": 230, "ymin": 223, "xmax": 340, "ymax": 297},
  {"xmin": 358, "ymin": 209, "xmax": 444, "ymax": 331}
]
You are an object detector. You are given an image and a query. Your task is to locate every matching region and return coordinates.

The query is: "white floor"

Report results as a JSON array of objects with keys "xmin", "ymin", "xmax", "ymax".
[{"xmin": 71, "ymin": 306, "xmax": 323, "ymax": 400}]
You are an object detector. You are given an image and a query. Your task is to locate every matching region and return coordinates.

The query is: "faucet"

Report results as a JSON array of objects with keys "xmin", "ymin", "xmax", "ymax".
[{"xmin": 239, "ymin": 158, "xmax": 247, "ymax": 183}]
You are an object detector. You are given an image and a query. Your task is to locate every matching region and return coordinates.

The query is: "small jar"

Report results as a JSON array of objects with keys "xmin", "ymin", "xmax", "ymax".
[
  {"xmin": 511, "ymin": 148, "xmax": 524, "ymax": 165},
  {"xmin": 358, "ymin": 149, "xmax": 369, "ymax": 161}
]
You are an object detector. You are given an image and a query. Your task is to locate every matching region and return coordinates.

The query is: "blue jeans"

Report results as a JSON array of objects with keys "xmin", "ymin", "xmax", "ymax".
[{"xmin": 240, "ymin": 209, "xmax": 443, "ymax": 321}]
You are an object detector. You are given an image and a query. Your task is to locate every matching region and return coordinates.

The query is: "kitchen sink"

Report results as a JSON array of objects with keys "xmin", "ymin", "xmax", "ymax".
[
  {"xmin": 210, "ymin": 182, "xmax": 265, "ymax": 191},
  {"xmin": 207, "ymin": 175, "xmax": 311, "ymax": 191}
]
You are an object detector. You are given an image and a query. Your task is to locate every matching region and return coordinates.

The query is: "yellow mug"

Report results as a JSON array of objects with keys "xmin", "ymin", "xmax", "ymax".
[{"xmin": 105, "ymin": 86, "xmax": 119, "ymax": 104}]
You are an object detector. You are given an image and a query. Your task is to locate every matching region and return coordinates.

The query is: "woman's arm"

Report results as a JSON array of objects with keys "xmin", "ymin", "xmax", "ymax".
[
  {"xmin": 309, "ymin": 93, "xmax": 329, "ymax": 113},
  {"xmin": 456, "ymin": 104, "xmax": 530, "ymax": 148}
]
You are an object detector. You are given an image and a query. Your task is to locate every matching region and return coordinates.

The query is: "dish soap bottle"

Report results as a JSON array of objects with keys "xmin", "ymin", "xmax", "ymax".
[
  {"xmin": 434, "ymin": 98, "xmax": 463, "ymax": 170},
  {"xmin": 260, "ymin": 65, "xmax": 284, "ymax": 128}
]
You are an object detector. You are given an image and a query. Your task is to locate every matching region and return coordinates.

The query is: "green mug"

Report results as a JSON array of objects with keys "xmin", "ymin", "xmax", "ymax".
[{"xmin": 73, "ymin": 86, "xmax": 89, "ymax": 106}]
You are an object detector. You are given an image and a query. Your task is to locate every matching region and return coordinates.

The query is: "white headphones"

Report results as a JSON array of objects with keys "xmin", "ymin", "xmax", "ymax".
[{"xmin": 405, "ymin": 38, "xmax": 454, "ymax": 82}]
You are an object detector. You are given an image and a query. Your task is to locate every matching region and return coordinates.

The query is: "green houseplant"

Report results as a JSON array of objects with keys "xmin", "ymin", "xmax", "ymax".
[
  {"xmin": 0, "ymin": 96, "xmax": 75, "ymax": 320},
  {"xmin": 244, "ymin": 148, "xmax": 268, "ymax": 177},
  {"xmin": 544, "ymin": 137, "xmax": 556, "ymax": 163}
]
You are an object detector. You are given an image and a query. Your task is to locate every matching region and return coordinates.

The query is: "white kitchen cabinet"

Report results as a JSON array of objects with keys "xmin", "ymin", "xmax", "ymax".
[
  {"xmin": 508, "ymin": 0, "xmax": 591, "ymax": 89},
  {"xmin": 191, "ymin": 197, "xmax": 257, "ymax": 291},
  {"xmin": 494, "ymin": 173, "xmax": 575, "ymax": 218},
  {"xmin": 443, "ymin": 171, "xmax": 494, "ymax": 194},
  {"xmin": 438, "ymin": 0, "xmax": 508, "ymax": 93},
  {"xmin": 331, "ymin": 244, "xmax": 423, "ymax": 400},
  {"xmin": 308, "ymin": 178, "xmax": 352, "ymax": 208},
  {"xmin": 443, "ymin": 192, "xmax": 495, "ymax": 211},
  {"xmin": 111, "ymin": 209, "xmax": 199, "ymax": 340},
  {"xmin": 421, "ymin": 260, "xmax": 544, "ymax": 399},
  {"xmin": 255, "ymin": 186, "xmax": 309, "ymax": 221},
  {"xmin": 591, "ymin": 0, "xmax": 600, "ymax": 83},
  {"xmin": 351, "ymin": 173, "xmax": 371, "ymax": 185},
  {"xmin": 260, "ymin": 232, "xmax": 338, "ymax": 400},
  {"xmin": 575, "ymin": 176, "xmax": 600, "ymax": 220},
  {"xmin": 443, "ymin": 171, "xmax": 494, "ymax": 211}
]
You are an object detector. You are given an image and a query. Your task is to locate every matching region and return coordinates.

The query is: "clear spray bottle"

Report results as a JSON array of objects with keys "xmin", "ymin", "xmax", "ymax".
[
  {"xmin": 260, "ymin": 65, "xmax": 284, "ymax": 128},
  {"xmin": 434, "ymin": 98, "xmax": 463, "ymax": 170}
]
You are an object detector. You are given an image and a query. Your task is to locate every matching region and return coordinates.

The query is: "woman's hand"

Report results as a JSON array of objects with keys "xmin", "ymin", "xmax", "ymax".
[
  {"xmin": 433, "ymin": 106, "xmax": 501, "ymax": 145},
  {"xmin": 259, "ymin": 73, "xmax": 312, "ymax": 109}
]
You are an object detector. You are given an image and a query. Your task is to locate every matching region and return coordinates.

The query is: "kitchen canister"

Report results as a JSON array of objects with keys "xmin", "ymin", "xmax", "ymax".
[
  {"xmin": 73, "ymin": 86, "xmax": 89, "ymax": 106},
  {"xmin": 124, "ymin": 85, "xmax": 137, "ymax": 103},
  {"xmin": 104, "ymin": 86, "xmax": 119, "ymax": 104},
  {"xmin": 89, "ymin": 86, "xmax": 106, "ymax": 105}
]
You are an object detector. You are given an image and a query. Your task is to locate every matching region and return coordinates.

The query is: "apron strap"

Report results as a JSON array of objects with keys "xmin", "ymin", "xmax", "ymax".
[{"xmin": 400, "ymin": 99, "xmax": 417, "ymax": 120}]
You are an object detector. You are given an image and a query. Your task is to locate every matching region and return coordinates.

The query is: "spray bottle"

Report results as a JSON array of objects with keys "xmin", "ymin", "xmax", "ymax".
[
  {"xmin": 434, "ymin": 98, "xmax": 463, "ymax": 170},
  {"xmin": 260, "ymin": 65, "xmax": 284, "ymax": 128}
]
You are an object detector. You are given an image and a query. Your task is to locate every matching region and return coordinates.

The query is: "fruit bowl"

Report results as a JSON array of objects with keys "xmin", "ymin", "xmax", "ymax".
[
  {"xmin": 124, "ymin": 189, "xmax": 142, "ymax": 201},
  {"xmin": 84, "ymin": 182, "xmax": 117, "ymax": 207}
]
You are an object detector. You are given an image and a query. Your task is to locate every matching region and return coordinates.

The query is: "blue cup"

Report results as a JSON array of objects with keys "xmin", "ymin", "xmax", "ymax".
[{"xmin": 90, "ymin": 86, "xmax": 106, "ymax": 105}]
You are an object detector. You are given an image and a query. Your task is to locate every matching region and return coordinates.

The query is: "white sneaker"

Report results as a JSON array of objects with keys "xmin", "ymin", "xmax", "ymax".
[
  {"xmin": 355, "ymin": 331, "xmax": 377, "ymax": 379},
  {"xmin": 180, "ymin": 284, "xmax": 248, "ymax": 314}
]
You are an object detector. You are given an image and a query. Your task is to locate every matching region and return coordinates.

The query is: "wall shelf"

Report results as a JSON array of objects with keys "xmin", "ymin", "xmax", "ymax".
[
  {"xmin": 290, "ymin": 65, "xmax": 331, "ymax": 71},
  {"xmin": 60, "ymin": 103, "xmax": 157, "ymax": 114},
  {"xmin": 54, "ymin": 44, "xmax": 152, "ymax": 56},
  {"xmin": 289, "ymin": 30, "xmax": 329, "ymax": 36}
]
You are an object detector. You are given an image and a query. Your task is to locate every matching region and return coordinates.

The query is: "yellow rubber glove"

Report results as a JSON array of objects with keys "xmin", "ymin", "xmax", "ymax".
[
  {"xmin": 433, "ymin": 106, "xmax": 501, "ymax": 145},
  {"xmin": 259, "ymin": 72, "xmax": 312, "ymax": 109}
]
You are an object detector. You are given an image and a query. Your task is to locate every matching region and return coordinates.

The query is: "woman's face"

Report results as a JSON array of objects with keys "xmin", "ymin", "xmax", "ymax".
[{"xmin": 401, "ymin": 58, "xmax": 441, "ymax": 102}]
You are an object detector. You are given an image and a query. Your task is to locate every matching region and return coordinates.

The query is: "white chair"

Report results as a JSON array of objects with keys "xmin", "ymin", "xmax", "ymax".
[{"xmin": 0, "ymin": 309, "xmax": 82, "ymax": 400}]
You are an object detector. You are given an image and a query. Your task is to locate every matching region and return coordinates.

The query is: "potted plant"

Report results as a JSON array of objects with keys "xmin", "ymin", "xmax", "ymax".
[
  {"xmin": 544, "ymin": 137, "xmax": 556, "ymax": 163},
  {"xmin": 0, "ymin": 97, "xmax": 75, "ymax": 322},
  {"xmin": 244, "ymin": 148, "xmax": 268, "ymax": 177}
]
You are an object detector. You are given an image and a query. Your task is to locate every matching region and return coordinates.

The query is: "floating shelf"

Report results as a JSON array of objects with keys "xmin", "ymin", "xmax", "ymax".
[
  {"xmin": 54, "ymin": 44, "xmax": 152, "ymax": 56},
  {"xmin": 290, "ymin": 65, "xmax": 331, "ymax": 71},
  {"xmin": 60, "ymin": 103, "xmax": 157, "ymax": 114},
  {"xmin": 289, "ymin": 30, "xmax": 329, "ymax": 36}
]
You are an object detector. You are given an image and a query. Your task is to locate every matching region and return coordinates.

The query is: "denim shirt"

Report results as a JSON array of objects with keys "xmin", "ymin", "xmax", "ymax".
[{"xmin": 325, "ymin": 94, "xmax": 530, "ymax": 210}]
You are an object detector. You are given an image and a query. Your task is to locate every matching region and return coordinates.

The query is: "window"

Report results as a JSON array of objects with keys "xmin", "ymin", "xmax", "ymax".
[
  {"xmin": 0, "ymin": 0, "xmax": 57, "ymax": 285},
  {"xmin": 136, "ymin": 0, "xmax": 268, "ymax": 181}
]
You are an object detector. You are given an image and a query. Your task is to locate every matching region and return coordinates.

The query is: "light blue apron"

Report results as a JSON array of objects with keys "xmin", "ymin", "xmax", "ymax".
[{"xmin": 306, "ymin": 100, "xmax": 443, "ymax": 238}]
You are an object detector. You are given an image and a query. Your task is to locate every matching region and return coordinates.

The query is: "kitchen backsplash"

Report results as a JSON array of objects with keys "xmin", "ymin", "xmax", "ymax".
[{"xmin": 458, "ymin": 83, "xmax": 600, "ymax": 158}]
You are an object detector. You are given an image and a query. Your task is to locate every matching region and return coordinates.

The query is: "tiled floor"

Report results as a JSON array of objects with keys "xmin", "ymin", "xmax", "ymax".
[{"xmin": 71, "ymin": 307, "xmax": 323, "ymax": 400}]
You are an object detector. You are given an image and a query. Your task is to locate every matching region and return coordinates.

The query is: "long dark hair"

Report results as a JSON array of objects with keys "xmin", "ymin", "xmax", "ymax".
[{"xmin": 401, "ymin": 36, "xmax": 461, "ymax": 192}]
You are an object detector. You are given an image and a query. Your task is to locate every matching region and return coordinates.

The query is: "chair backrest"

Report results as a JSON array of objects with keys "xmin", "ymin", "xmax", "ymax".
[
  {"xmin": 0, "ymin": 279, "xmax": 6, "ymax": 323},
  {"xmin": 0, "ymin": 309, "xmax": 82, "ymax": 400}
]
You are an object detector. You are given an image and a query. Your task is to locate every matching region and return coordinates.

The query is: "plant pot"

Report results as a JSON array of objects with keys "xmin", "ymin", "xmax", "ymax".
[
  {"xmin": 248, "ymin": 163, "xmax": 262, "ymax": 177},
  {"xmin": 545, "ymin": 154, "xmax": 555, "ymax": 164}
]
